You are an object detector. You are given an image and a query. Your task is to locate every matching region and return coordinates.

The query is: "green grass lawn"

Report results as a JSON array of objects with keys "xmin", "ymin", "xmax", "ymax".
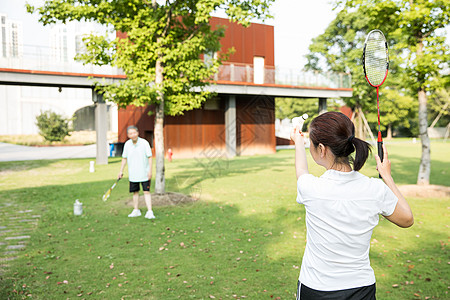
[{"xmin": 0, "ymin": 141, "xmax": 448, "ymax": 299}]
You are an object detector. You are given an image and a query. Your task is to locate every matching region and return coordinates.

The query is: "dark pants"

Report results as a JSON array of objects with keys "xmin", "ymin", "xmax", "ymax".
[{"xmin": 297, "ymin": 281, "xmax": 376, "ymax": 300}]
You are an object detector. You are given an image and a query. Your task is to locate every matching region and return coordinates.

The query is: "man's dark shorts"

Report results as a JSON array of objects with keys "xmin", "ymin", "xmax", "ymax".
[{"xmin": 129, "ymin": 180, "xmax": 151, "ymax": 193}]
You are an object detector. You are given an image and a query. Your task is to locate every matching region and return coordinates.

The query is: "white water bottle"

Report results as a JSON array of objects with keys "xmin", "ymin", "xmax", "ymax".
[
  {"xmin": 74, "ymin": 199, "xmax": 83, "ymax": 216},
  {"xmin": 89, "ymin": 161, "xmax": 95, "ymax": 173}
]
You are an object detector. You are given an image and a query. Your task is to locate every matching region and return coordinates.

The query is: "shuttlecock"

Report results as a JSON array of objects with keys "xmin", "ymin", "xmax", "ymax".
[{"xmin": 292, "ymin": 114, "xmax": 309, "ymax": 131}]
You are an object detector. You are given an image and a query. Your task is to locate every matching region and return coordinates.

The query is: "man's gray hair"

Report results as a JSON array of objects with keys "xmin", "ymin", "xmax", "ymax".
[{"xmin": 127, "ymin": 125, "xmax": 139, "ymax": 133}]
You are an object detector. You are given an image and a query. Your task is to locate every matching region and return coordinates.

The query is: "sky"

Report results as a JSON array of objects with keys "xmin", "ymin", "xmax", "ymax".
[{"xmin": 0, "ymin": 0, "xmax": 337, "ymax": 71}]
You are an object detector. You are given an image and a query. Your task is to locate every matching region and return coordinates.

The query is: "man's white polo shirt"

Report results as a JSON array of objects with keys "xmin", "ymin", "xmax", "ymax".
[
  {"xmin": 122, "ymin": 137, "xmax": 152, "ymax": 182},
  {"xmin": 296, "ymin": 170, "xmax": 398, "ymax": 291}
]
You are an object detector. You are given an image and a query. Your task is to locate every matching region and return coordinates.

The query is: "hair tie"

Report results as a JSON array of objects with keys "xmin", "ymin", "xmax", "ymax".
[{"xmin": 348, "ymin": 135, "xmax": 355, "ymax": 143}]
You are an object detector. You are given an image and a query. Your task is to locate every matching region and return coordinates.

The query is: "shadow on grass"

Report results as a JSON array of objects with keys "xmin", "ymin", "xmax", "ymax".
[
  {"xmin": 0, "ymin": 179, "xmax": 298, "ymax": 299},
  {"xmin": 165, "ymin": 154, "xmax": 292, "ymax": 197},
  {"xmin": 0, "ymin": 179, "xmax": 448, "ymax": 299},
  {"xmin": 0, "ymin": 160, "xmax": 57, "ymax": 174}
]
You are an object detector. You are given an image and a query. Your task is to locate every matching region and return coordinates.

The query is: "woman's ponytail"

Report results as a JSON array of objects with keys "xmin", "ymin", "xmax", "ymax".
[{"xmin": 351, "ymin": 137, "xmax": 371, "ymax": 171}]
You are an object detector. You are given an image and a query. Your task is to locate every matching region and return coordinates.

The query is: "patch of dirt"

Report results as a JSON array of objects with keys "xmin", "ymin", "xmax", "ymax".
[
  {"xmin": 126, "ymin": 192, "xmax": 198, "ymax": 207},
  {"xmin": 398, "ymin": 184, "xmax": 450, "ymax": 198}
]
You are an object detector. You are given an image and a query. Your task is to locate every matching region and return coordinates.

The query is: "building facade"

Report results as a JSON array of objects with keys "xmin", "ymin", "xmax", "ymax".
[{"xmin": 117, "ymin": 17, "xmax": 277, "ymax": 158}]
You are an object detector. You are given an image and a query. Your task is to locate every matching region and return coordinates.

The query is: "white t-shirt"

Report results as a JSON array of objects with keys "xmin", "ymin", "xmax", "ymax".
[
  {"xmin": 122, "ymin": 137, "xmax": 152, "ymax": 182},
  {"xmin": 296, "ymin": 170, "xmax": 398, "ymax": 291}
]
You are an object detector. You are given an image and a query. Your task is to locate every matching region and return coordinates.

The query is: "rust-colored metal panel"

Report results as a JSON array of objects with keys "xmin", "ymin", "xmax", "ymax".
[
  {"xmin": 236, "ymin": 95, "xmax": 276, "ymax": 156},
  {"xmin": 120, "ymin": 104, "xmax": 226, "ymax": 158},
  {"xmin": 265, "ymin": 26, "xmax": 275, "ymax": 66},
  {"xmin": 118, "ymin": 105, "xmax": 153, "ymax": 143},
  {"xmin": 210, "ymin": 17, "xmax": 275, "ymax": 67}
]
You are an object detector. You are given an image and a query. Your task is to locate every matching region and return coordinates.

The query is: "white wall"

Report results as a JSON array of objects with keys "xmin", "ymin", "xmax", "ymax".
[{"xmin": 0, "ymin": 85, "xmax": 100, "ymax": 135}]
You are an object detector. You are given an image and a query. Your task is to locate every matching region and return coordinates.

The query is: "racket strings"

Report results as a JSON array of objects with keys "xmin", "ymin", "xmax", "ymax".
[{"xmin": 365, "ymin": 32, "xmax": 388, "ymax": 86}]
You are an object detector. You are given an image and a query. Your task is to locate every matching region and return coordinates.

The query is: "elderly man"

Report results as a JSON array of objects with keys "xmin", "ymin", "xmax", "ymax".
[{"xmin": 118, "ymin": 126, "xmax": 155, "ymax": 219}]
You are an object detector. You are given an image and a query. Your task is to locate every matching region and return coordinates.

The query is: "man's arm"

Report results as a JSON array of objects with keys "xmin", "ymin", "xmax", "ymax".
[{"xmin": 118, "ymin": 158, "xmax": 127, "ymax": 179}]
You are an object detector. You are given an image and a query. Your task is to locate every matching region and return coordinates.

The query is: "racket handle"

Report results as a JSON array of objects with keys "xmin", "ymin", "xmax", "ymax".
[{"xmin": 378, "ymin": 141, "xmax": 384, "ymax": 178}]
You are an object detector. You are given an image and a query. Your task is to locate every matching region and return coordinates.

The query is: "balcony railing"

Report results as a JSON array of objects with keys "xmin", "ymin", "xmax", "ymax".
[
  {"xmin": 215, "ymin": 62, "xmax": 351, "ymax": 89},
  {"xmin": 1, "ymin": 44, "xmax": 351, "ymax": 89},
  {"xmin": 0, "ymin": 44, "xmax": 120, "ymax": 75}
]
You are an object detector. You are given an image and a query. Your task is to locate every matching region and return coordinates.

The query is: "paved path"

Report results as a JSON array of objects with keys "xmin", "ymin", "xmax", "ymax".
[
  {"xmin": 0, "ymin": 202, "xmax": 41, "ymax": 275},
  {"xmin": 0, "ymin": 142, "xmax": 97, "ymax": 162}
]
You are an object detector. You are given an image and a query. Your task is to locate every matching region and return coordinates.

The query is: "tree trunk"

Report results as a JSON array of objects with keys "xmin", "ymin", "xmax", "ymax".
[
  {"xmin": 355, "ymin": 104, "xmax": 364, "ymax": 139},
  {"xmin": 386, "ymin": 123, "xmax": 392, "ymax": 139},
  {"xmin": 154, "ymin": 58, "xmax": 165, "ymax": 194},
  {"xmin": 417, "ymin": 87, "xmax": 430, "ymax": 185},
  {"xmin": 416, "ymin": 40, "xmax": 430, "ymax": 186}
]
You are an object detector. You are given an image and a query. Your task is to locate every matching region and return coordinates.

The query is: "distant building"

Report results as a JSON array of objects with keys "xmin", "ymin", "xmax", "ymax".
[
  {"xmin": 50, "ymin": 22, "xmax": 103, "ymax": 63},
  {"xmin": 0, "ymin": 20, "xmax": 118, "ymax": 135},
  {"xmin": 0, "ymin": 13, "xmax": 23, "ymax": 58},
  {"xmin": 117, "ymin": 17, "xmax": 352, "ymax": 158}
]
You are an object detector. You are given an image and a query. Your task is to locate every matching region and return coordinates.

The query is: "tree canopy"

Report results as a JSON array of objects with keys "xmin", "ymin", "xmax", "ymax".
[
  {"xmin": 28, "ymin": 0, "xmax": 275, "ymax": 193},
  {"xmin": 306, "ymin": 0, "xmax": 450, "ymax": 184},
  {"xmin": 27, "ymin": 0, "xmax": 273, "ymax": 115}
]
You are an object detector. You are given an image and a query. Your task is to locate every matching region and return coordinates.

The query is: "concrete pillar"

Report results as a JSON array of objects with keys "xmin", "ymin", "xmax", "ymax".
[
  {"xmin": 225, "ymin": 95, "xmax": 236, "ymax": 157},
  {"xmin": 93, "ymin": 90, "xmax": 108, "ymax": 165},
  {"xmin": 318, "ymin": 97, "xmax": 327, "ymax": 115}
]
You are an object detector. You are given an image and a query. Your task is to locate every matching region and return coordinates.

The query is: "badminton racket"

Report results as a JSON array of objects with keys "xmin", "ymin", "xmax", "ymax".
[{"xmin": 363, "ymin": 29, "xmax": 389, "ymax": 176}]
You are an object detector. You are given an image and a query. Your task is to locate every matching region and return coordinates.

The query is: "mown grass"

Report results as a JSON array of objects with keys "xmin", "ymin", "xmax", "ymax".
[{"xmin": 0, "ymin": 141, "xmax": 448, "ymax": 299}]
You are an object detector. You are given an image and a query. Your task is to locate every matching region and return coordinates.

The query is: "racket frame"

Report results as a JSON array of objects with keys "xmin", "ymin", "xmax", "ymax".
[
  {"xmin": 102, "ymin": 178, "xmax": 121, "ymax": 202},
  {"xmin": 362, "ymin": 29, "xmax": 389, "ymax": 177}
]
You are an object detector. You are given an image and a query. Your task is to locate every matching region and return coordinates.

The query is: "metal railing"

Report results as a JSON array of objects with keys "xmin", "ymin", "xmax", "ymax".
[
  {"xmin": 0, "ymin": 44, "xmax": 120, "ymax": 75},
  {"xmin": 0, "ymin": 44, "xmax": 351, "ymax": 89},
  {"xmin": 215, "ymin": 62, "xmax": 351, "ymax": 89}
]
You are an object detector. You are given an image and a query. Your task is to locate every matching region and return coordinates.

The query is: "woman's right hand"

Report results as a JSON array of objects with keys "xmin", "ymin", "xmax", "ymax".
[
  {"xmin": 118, "ymin": 171, "xmax": 123, "ymax": 180},
  {"xmin": 290, "ymin": 125, "xmax": 304, "ymax": 145},
  {"xmin": 375, "ymin": 143, "xmax": 392, "ymax": 180}
]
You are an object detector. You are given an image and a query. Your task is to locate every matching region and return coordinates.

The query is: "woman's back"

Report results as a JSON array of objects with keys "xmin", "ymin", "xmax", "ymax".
[{"xmin": 297, "ymin": 170, "xmax": 397, "ymax": 291}]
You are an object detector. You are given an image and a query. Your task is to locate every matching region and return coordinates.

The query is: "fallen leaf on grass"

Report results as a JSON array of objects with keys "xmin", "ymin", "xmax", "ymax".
[
  {"xmin": 392, "ymin": 284, "xmax": 399, "ymax": 288},
  {"xmin": 109, "ymin": 263, "xmax": 114, "ymax": 270}
]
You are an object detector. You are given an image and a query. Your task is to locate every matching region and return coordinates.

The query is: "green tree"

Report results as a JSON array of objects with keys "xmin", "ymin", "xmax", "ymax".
[
  {"xmin": 429, "ymin": 88, "xmax": 450, "ymax": 128},
  {"xmin": 306, "ymin": 0, "xmax": 450, "ymax": 185},
  {"xmin": 36, "ymin": 110, "xmax": 71, "ymax": 142},
  {"xmin": 365, "ymin": 89, "xmax": 417, "ymax": 139},
  {"xmin": 392, "ymin": 0, "xmax": 450, "ymax": 185},
  {"xmin": 28, "ymin": 0, "xmax": 274, "ymax": 193},
  {"xmin": 305, "ymin": 1, "xmax": 406, "ymax": 138}
]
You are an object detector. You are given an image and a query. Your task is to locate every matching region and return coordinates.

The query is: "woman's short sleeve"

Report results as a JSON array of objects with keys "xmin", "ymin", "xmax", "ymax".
[
  {"xmin": 296, "ymin": 174, "xmax": 317, "ymax": 204},
  {"xmin": 380, "ymin": 182, "xmax": 399, "ymax": 216}
]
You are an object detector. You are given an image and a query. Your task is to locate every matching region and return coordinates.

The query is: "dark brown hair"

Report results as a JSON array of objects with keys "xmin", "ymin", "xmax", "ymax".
[{"xmin": 309, "ymin": 111, "xmax": 371, "ymax": 171}]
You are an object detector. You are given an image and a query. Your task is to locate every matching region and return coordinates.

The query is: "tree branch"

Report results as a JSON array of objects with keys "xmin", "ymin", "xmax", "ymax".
[{"xmin": 162, "ymin": 5, "xmax": 173, "ymax": 37}]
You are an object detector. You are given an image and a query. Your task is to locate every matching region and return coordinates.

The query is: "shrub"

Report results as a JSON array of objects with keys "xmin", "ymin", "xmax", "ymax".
[{"xmin": 35, "ymin": 110, "xmax": 71, "ymax": 142}]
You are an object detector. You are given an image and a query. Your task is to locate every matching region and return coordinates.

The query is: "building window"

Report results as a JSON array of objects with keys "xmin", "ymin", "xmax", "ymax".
[{"xmin": 253, "ymin": 56, "xmax": 265, "ymax": 84}]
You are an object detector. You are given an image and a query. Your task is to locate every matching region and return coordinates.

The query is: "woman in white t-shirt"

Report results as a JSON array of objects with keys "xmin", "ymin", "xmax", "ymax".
[{"xmin": 291, "ymin": 112, "xmax": 413, "ymax": 300}]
